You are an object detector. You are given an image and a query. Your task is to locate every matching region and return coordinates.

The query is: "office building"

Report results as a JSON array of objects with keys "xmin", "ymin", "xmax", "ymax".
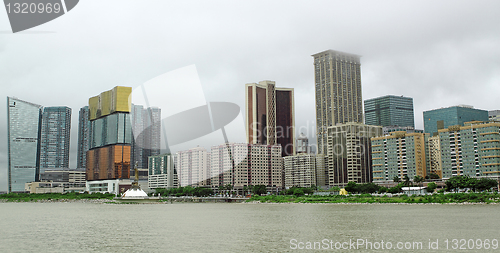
[
  {"xmin": 327, "ymin": 122, "xmax": 382, "ymax": 187},
  {"xmin": 246, "ymin": 81, "xmax": 295, "ymax": 157},
  {"xmin": 313, "ymin": 50, "xmax": 363, "ymax": 155},
  {"xmin": 423, "ymin": 105, "xmax": 488, "ymax": 136},
  {"xmin": 438, "ymin": 121, "xmax": 500, "ymax": 180},
  {"xmin": 284, "ymin": 153, "xmax": 328, "ymax": 188},
  {"xmin": 371, "ymin": 131, "xmax": 429, "ymax": 183},
  {"xmin": 210, "ymin": 143, "xmax": 283, "ymax": 194},
  {"xmin": 77, "ymin": 106, "xmax": 90, "ymax": 169},
  {"xmin": 86, "ymin": 86, "xmax": 132, "ymax": 181},
  {"xmin": 7, "ymin": 97, "xmax": 42, "ymax": 192},
  {"xmin": 131, "ymin": 104, "xmax": 161, "ymax": 170},
  {"xmin": 40, "ymin": 106, "xmax": 72, "ymax": 170},
  {"xmin": 364, "ymin": 95, "xmax": 415, "ymax": 128},
  {"xmin": 176, "ymin": 147, "xmax": 210, "ymax": 187},
  {"xmin": 148, "ymin": 153, "xmax": 178, "ymax": 189}
]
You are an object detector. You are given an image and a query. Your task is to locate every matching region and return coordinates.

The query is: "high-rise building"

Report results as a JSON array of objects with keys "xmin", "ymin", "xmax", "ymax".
[
  {"xmin": 245, "ymin": 81, "xmax": 295, "ymax": 157},
  {"xmin": 176, "ymin": 147, "xmax": 210, "ymax": 187},
  {"xmin": 86, "ymin": 86, "xmax": 132, "ymax": 181},
  {"xmin": 284, "ymin": 153, "xmax": 328, "ymax": 188},
  {"xmin": 130, "ymin": 104, "xmax": 161, "ymax": 170},
  {"xmin": 371, "ymin": 131, "xmax": 429, "ymax": 183},
  {"xmin": 7, "ymin": 97, "xmax": 42, "ymax": 192},
  {"xmin": 438, "ymin": 121, "xmax": 500, "ymax": 180},
  {"xmin": 364, "ymin": 95, "xmax": 415, "ymax": 128},
  {"xmin": 327, "ymin": 122, "xmax": 382, "ymax": 187},
  {"xmin": 427, "ymin": 136, "xmax": 442, "ymax": 178},
  {"xmin": 423, "ymin": 105, "xmax": 488, "ymax": 136},
  {"xmin": 210, "ymin": 143, "xmax": 283, "ymax": 194},
  {"xmin": 40, "ymin": 106, "xmax": 71, "ymax": 171},
  {"xmin": 296, "ymin": 133, "xmax": 309, "ymax": 154},
  {"xmin": 148, "ymin": 153, "xmax": 178, "ymax": 189},
  {"xmin": 313, "ymin": 50, "xmax": 363, "ymax": 155},
  {"xmin": 77, "ymin": 106, "xmax": 90, "ymax": 169}
]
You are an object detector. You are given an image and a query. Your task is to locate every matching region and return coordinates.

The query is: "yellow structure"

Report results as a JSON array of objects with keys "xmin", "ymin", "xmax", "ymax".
[
  {"xmin": 89, "ymin": 86, "xmax": 132, "ymax": 120},
  {"xmin": 339, "ymin": 188, "xmax": 348, "ymax": 195}
]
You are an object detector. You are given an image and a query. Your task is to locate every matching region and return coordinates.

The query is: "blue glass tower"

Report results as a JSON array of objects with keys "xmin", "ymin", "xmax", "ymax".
[
  {"xmin": 364, "ymin": 95, "xmax": 415, "ymax": 128},
  {"xmin": 7, "ymin": 97, "xmax": 42, "ymax": 192},
  {"xmin": 40, "ymin": 106, "xmax": 72, "ymax": 171},
  {"xmin": 424, "ymin": 105, "xmax": 489, "ymax": 136}
]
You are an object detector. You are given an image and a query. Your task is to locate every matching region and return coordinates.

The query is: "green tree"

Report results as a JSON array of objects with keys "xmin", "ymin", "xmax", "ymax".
[
  {"xmin": 393, "ymin": 176, "xmax": 401, "ymax": 183},
  {"xmin": 428, "ymin": 173, "xmax": 440, "ymax": 179},
  {"xmin": 476, "ymin": 178, "xmax": 498, "ymax": 192},
  {"xmin": 293, "ymin": 188, "xmax": 305, "ymax": 196},
  {"xmin": 403, "ymin": 175, "xmax": 411, "ymax": 186},
  {"xmin": 329, "ymin": 186, "xmax": 341, "ymax": 192},
  {"xmin": 252, "ymin": 185, "xmax": 267, "ymax": 196},
  {"xmin": 445, "ymin": 176, "xmax": 462, "ymax": 192},
  {"xmin": 414, "ymin": 176, "xmax": 425, "ymax": 187},
  {"xmin": 345, "ymin": 182, "xmax": 358, "ymax": 193},
  {"xmin": 378, "ymin": 187, "xmax": 388, "ymax": 193},
  {"xmin": 427, "ymin": 182, "xmax": 437, "ymax": 193}
]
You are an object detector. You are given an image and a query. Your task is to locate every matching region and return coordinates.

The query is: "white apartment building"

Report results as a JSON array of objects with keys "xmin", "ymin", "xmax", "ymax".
[
  {"xmin": 176, "ymin": 147, "xmax": 210, "ymax": 187},
  {"xmin": 211, "ymin": 143, "xmax": 283, "ymax": 194}
]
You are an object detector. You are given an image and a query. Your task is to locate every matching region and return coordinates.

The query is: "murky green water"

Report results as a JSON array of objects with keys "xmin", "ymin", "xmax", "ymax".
[{"xmin": 1, "ymin": 202, "xmax": 499, "ymax": 252}]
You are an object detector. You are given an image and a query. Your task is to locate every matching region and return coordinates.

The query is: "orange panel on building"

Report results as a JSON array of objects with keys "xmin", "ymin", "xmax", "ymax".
[{"xmin": 86, "ymin": 144, "xmax": 131, "ymax": 181}]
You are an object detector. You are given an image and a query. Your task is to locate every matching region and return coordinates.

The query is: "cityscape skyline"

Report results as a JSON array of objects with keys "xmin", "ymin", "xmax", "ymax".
[{"xmin": 1, "ymin": 1, "xmax": 500, "ymax": 192}]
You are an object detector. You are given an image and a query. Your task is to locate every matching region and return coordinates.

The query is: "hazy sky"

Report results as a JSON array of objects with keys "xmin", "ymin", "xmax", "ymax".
[{"xmin": 1, "ymin": 0, "xmax": 499, "ymax": 191}]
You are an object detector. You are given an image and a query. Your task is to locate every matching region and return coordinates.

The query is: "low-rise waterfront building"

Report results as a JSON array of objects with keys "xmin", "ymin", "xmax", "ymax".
[{"xmin": 148, "ymin": 153, "xmax": 178, "ymax": 189}]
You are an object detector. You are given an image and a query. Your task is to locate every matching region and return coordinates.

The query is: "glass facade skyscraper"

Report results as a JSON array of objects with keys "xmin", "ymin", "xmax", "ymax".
[
  {"xmin": 40, "ymin": 106, "xmax": 72, "ymax": 170},
  {"xmin": 86, "ymin": 86, "xmax": 133, "ymax": 181},
  {"xmin": 7, "ymin": 97, "xmax": 42, "ymax": 192},
  {"xmin": 364, "ymin": 95, "xmax": 414, "ymax": 128},
  {"xmin": 77, "ymin": 106, "xmax": 90, "ymax": 169},
  {"xmin": 423, "ymin": 105, "xmax": 489, "ymax": 136},
  {"xmin": 130, "ymin": 104, "xmax": 161, "ymax": 170},
  {"xmin": 313, "ymin": 50, "xmax": 363, "ymax": 155}
]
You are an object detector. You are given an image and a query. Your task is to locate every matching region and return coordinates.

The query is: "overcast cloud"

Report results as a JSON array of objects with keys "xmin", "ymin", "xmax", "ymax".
[{"xmin": 1, "ymin": 0, "xmax": 499, "ymax": 191}]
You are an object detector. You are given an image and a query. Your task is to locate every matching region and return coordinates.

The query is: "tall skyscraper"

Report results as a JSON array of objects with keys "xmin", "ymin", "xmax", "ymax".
[
  {"xmin": 7, "ymin": 97, "xmax": 42, "ymax": 192},
  {"xmin": 364, "ymin": 95, "xmax": 415, "ymax": 128},
  {"xmin": 423, "ymin": 105, "xmax": 489, "ymax": 136},
  {"xmin": 313, "ymin": 50, "xmax": 363, "ymax": 155},
  {"xmin": 40, "ymin": 106, "xmax": 72, "ymax": 170},
  {"xmin": 86, "ymin": 86, "xmax": 132, "ymax": 181},
  {"xmin": 327, "ymin": 122, "xmax": 382, "ymax": 187},
  {"xmin": 130, "ymin": 104, "xmax": 161, "ymax": 170},
  {"xmin": 76, "ymin": 106, "xmax": 90, "ymax": 169},
  {"xmin": 245, "ymin": 80, "xmax": 295, "ymax": 157}
]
